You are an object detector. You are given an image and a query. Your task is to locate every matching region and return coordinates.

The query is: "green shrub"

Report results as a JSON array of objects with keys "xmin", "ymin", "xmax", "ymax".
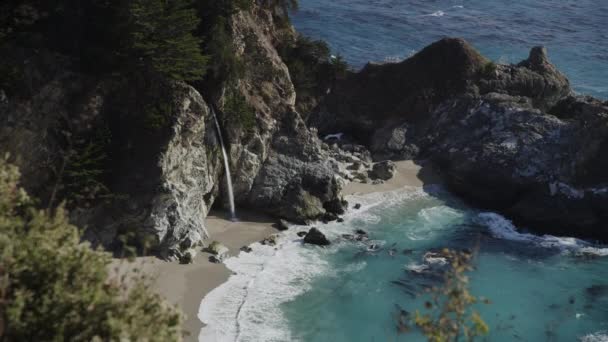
[
  {"xmin": 224, "ymin": 92, "xmax": 256, "ymax": 135},
  {"xmin": 61, "ymin": 125, "xmax": 113, "ymax": 208},
  {"xmin": 0, "ymin": 157, "xmax": 183, "ymax": 341},
  {"xmin": 127, "ymin": 0, "xmax": 208, "ymax": 81},
  {"xmin": 480, "ymin": 61, "xmax": 497, "ymax": 77},
  {"xmin": 406, "ymin": 249, "xmax": 489, "ymax": 342},
  {"xmin": 143, "ymin": 100, "xmax": 174, "ymax": 131}
]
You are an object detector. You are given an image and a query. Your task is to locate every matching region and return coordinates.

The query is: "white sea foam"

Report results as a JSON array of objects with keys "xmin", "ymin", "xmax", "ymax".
[
  {"xmin": 425, "ymin": 10, "xmax": 445, "ymax": 17},
  {"xmin": 199, "ymin": 186, "xmax": 433, "ymax": 342},
  {"xmin": 198, "ymin": 230, "xmax": 330, "ymax": 342},
  {"xmin": 405, "ymin": 262, "xmax": 429, "ymax": 273},
  {"xmin": 580, "ymin": 331, "xmax": 608, "ymax": 342},
  {"xmin": 476, "ymin": 212, "xmax": 608, "ymax": 256}
]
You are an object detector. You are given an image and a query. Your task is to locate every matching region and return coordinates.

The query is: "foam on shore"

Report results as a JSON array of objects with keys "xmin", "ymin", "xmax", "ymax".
[
  {"xmin": 198, "ymin": 186, "xmax": 434, "ymax": 342},
  {"xmin": 475, "ymin": 212, "xmax": 608, "ymax": 256}
]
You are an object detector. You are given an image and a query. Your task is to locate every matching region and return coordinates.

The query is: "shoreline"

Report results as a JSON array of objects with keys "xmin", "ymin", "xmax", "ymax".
[
  {"xmin": 113, "ymin": 159, "xmax": 439, "ymax": 341},
  {"xmin": 111, "ymin": 211, "xmax": 280, "ymax": 341}
]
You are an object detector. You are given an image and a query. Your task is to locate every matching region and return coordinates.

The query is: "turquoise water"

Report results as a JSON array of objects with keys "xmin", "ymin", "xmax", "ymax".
[
  {"xmin": 292, "ymin": 0, "xmax": 608, "ymax": 99},
  {"xmin": 281, "ymin": 187, "xmax": 608, "ymax": 341}
]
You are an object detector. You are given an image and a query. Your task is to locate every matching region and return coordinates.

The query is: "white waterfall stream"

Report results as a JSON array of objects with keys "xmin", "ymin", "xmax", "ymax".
[{"xmin": 211, "ymin": 107, "xmax": 236, "ymax": 220}]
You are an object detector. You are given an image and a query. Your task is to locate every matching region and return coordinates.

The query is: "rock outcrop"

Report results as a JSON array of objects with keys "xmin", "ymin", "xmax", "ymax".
[
  {"xmin": 210, "ymin": 6, "xmax": 346, "ymax": 223},
  {"xmin": 312, "ymin": 38, "xmax": 608, "ymax": 242},
  {"xmin": 303, "ymin": 227, "xmax": 331, "ymax": 246},
  {"xmin": 0, "ymin": 62, "xmax": 224, "ymax": 259}
]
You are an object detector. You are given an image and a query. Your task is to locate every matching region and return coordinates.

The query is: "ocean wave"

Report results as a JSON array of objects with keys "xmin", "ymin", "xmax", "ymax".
[
  {"xmin": 475, "ymin": 212, "xmax": 608, "ymax": 256},
  {"xmin": 199, "ymin": 186, "xmax": 433, "ymax": 342},
  {"xmin": 580, "ymin": 331, "xmax": 608, "ymax": 342},
  {"xmin": 199, "ymin": 230, "xmax": 330, "ymax": 342},
  {"xmin": 424, "ymin": 10, "xmax": 445, "ymax": 17}
]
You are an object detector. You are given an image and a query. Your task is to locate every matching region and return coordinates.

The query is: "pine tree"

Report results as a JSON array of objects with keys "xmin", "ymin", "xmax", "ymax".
[{"xmin": 128, "ymin": 0, "xmax": 208, "ymax": 81}]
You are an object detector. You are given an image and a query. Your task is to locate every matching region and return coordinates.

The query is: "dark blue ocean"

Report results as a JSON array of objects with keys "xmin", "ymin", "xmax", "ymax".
[{"xmin": 292, "ymin": 0, "xmax": 608, "ymax": 99}]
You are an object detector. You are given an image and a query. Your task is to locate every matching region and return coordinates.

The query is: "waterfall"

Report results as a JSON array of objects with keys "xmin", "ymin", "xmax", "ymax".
[{"xmin": 211, "ymin": 107, "xmax": 236, "ymax": 220}]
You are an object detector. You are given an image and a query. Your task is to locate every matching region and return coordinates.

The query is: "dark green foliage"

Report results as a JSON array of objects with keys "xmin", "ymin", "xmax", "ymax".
[
  {"xmin": 480, "ymin": 61, "xmax": 497, "ymax": 77},
  {"xmin": 0, "ymin": 158, "xmax": 183, "ymax": 341},
  {"xmin": 143, "ymin": 99, "xmax": 174, "ymax": 131},
  {"xmin": 224, "ymin": 91, "xmax": 256, "ymax": 135},
  {"xmin": 61, "ymin": 124, "xmax": 113, "ymax": 208},
  {"xmin": 331, "ymin": 53, "xmax": 349, "ymax": 79},
  {"xmin": 0, "ymin": 62, "xmax": 25, "ymax": 97},
  {"xmin": 278, "ymin": 33, "xmax": 349, "ymax": 112},
  {"xmin": 204, "ymin": 15, "xmax": 245, "ymax": 81},
  {"xmin": 127, "ymin": 0, "xmax": 208, "ymax": 81}
]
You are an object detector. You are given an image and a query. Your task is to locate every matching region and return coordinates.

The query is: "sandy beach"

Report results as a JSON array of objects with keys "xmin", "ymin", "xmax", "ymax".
[
  {"xmin": 112, "ymin": 159, "xmax": 440, "ymax": 341},
  {"xmin": 111, "ymin": 211, "xmax": 279, "ymax": 341},
  {"xmin": 343, "ymin": 159, "xmax": 441, "ymax": 195}
]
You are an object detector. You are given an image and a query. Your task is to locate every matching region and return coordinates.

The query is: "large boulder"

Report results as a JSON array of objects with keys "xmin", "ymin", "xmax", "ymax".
[
  {"xmin": 304, "ymin": 228, "xmax": 331, "ymax": 246},
  {"xmin": 424, "ymin": 93, "xmax": 608, "ymax": 241},
  {"xmin": 370, "ymin": 160, "xmax": 397, "ymax": 180}
]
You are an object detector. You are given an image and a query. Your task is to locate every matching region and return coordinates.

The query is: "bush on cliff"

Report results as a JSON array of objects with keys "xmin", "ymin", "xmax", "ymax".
[
  {"xmin": 127, "ymin": 0, "xmax": 208, "ymax": 81},
  {"xmin": 0, "ymin": 158, "xmax": 183, "ymax": 341}
]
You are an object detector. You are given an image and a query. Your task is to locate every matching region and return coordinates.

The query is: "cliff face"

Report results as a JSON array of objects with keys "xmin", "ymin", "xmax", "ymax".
[
  {"xmin": 0, "ymin": 63, "xmax": 225, "ymax": 258},
  {"xmin": 312, "ymin": 38, "xmax": 608, "ymax": 242},
  {"xmin": 213, "ymin": 7, "xmax": 344, "ymax": 224},
  {"xmin": 0, "ymin": 5, "xmax": 345, "ymax": 259}
]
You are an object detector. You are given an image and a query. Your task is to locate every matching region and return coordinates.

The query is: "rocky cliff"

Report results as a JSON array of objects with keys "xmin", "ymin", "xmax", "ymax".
[
  {"xmin": 0, "ymin": 5, "xmax": 346, "ymax": 259},
  {"xmin": 312, "ymin": 38, "xmax": 608, "ymax": 242}
]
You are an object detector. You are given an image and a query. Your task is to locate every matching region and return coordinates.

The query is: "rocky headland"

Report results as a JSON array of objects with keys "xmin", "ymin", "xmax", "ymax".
[{"xmin": 310, "ymin": 38, "xmax": 608, "ymax": 242}]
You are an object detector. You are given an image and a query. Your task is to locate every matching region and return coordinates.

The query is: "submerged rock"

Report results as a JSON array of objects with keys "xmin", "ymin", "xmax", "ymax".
[{"xmin": 304, "ymin": 228, "xmax": 331, "ymax": 246}]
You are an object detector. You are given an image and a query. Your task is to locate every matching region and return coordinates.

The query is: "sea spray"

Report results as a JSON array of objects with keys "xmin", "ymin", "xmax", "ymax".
[{"xmin": 211, "ymin": 107, "xmax": 236, "ymax": 220}]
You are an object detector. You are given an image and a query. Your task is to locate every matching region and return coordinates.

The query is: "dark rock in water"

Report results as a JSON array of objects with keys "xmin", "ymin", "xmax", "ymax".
[
  {"xmin": 586, "ymin": 285, "xmax": 608, "ymax": 298},
  {"xmin": 304, "ymin": 228, "xmax": 331, "ymax": 246},
  {"xmin": 240, "ymin": 246, "xmax": 253, "ymax": 253},
  {"xmin": 354, "ymin": 203, "xmax": 362, "ymax": 210},
  {"xmin": 276, "ymin": 219, "xmax": 291, "ymax": 231},
  {"xmin": 354, "ymin": 229, "xmax": 369, "ymax": 241},
  {"xmin": 337, "ymin": 217, "xmax": 344, "ymax": 223},
  {"xmin": 322, "ymin": 212, "xmax": 339, "ymax": 222},
  {"xmin": 297, "ymin": 231, "xmax": 308, "ymax": 237},
  {"xmin": 402, "ymin": 249, "xmax": 414, "ymax": 255},
  {"xmin": 367, "ymin": 243, "xmax": 381, "ymax": 252},
  {"xmin": 370, "ymin": 160, "xmax": 397, "ymax": 180}
]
